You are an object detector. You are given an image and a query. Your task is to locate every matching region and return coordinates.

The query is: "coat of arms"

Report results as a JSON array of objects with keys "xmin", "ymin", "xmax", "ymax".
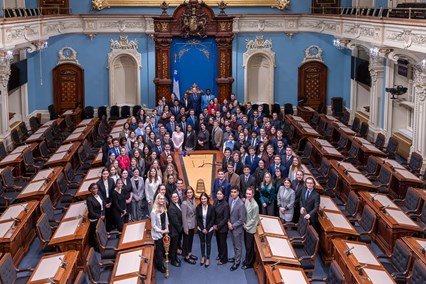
[{"xmin": 180, "ymin": 4, "xmax": 208, "ymax": 38}]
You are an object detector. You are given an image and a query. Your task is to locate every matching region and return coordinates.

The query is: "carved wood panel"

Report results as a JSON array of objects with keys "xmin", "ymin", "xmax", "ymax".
[
  {"xmin": 39, "ymin": 0, "xmax": 70, "ymax": 15},
  {"xmin": 53, "ymin": 63, "xmax": 84, "ymax": 113},
  {"xmin": 298, "ymin": 61, "xmax": 327, "ymax": 112}
]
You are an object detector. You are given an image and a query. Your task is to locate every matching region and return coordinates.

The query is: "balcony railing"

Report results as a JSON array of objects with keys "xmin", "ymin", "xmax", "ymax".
[
  {"xmin": 311, "ymin": 6, "xmax": 426, "ymax": 20},
  {"xmin": 3, "ymin": 7, "xmax": 71, "ymax": 18}
]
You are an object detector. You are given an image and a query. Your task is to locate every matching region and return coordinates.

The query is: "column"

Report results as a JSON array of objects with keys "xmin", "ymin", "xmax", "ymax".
[
  {"xmin": 412, "ymin": 65, "xmax": 426, "ymax": 170},
  {"xmin": 0, "ymin": 50, "xmax": 12, "ymax": 136},
  {"xmin": 368, "ymin": 56, "xmax": 385, "ymax": 135}
]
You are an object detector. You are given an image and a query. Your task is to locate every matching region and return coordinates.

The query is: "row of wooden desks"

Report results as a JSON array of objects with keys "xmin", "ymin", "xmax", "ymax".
[
  {"xmin": 358, "ymin": 191, "xmax": 423, "ymax": 257},
  {"xmin": 333, "ymin": 238, "xmax": 396, "ymax": 283},
  {"xmin": 45, "ymin": 142, "xmax": 80, "ymax": 168},
  {"xmin": 347, "ymin": 136, "xmax": 386, "ymax": 164},
  {"xmin": 0, "ymin": 201, "xmax": 38, "ymax": 265},
  {"xmin": 318, "ymin": 196, "xmax": 359, "ymax": 264},
  {"xmin": 17, "ymin": 166, "xmax": 62, "ymax": 203},
  {"xmin": 309, "ymin": 137, "xmax": 344, "ymax": 168},
  {"xmin": 76, "ymin": 166, "xmax": 103, "ymax": 199},
  {"xmin": 25, "ymin": 126, "xmax": 52, "ymax": 144},
  {"xmin": 0, "ymin": 143, "xmax": 38, "ymax": 175},
  {"xmin": 63, "ymin": 123, "xmax": 95, "ymax": 144},
  {"xmin": 285, "ymin": 115, "xmax": 321, "ymax": 142}
]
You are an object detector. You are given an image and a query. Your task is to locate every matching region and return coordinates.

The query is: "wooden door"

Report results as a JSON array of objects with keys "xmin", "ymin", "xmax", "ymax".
[
  {"xmin": 39, "ymin": 0, "xmax": 70, "ymax": 15},
  {"xmin": 311, "ymin": 0, "xmax": 340, "ymax": 14},
  {"xmin": 298, "ymin": 61, "xmax": 327, "ymax": 113},
  {"xmin": 52, "ymin": 63, "xmax": 84, "ymax": 113}
]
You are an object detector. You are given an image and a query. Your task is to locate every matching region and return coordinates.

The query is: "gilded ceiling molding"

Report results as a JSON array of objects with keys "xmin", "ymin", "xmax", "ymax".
[
  {"xmin": 105, "ymin": 0, "xmax": 276, "ymax": 7},
  {"xmin": 272, "ymin": 0, "xmax": 290, "ymax": 10},
  {"xmin": 92, "ymin": 0, "xmax": 110, "ymax": 11}
]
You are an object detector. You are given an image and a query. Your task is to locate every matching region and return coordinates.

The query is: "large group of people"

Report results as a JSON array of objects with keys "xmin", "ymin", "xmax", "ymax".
[{"xmin": 87, "ymin": 84, "xmax": 320, "ymax": 273}]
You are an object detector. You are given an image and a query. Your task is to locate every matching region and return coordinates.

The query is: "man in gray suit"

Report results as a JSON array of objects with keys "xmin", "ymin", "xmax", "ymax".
[{"xmin": 228, "ymin": 186, "xmax": 247, "ymax": 271}]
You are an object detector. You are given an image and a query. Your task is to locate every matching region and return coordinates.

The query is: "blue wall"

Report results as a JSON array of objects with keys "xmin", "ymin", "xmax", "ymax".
[
  {"xmin": 375, "ymin": 0, "xmax": 388, "ymax": 8},
  {"xmin": 233, "ymin": 33, "xmax": 352, "ymax": 106}
]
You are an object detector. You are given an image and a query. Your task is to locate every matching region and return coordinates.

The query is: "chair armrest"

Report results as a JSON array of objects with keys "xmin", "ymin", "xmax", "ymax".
[
  {"xmin": 100, "ymin": 260, "xmax": 115, "ymax": 267},
  {"xmin": 309, "ymin": 277, "xmax": 326, "ymax": 283},
  {"xmin": 15, "ymin": 176, "xmax": 31, "ymax": 181},
  {"xmin": 393, "ymin": 199, "xmax": 404, "ymax": 206},
  {"xmin": 105, "ymin": 246, "xmax": 119, "ymax": 251},
  {"xmin": 284, "ymin": 222, "xmax": 297, "ymax": 228},
  {"xmin": 16, "ymin": 267, "xmax": 34, "ymax": 273},
  {"xmin": 299, "ymin": 255, "xmax": 313, "ymax": 261}
]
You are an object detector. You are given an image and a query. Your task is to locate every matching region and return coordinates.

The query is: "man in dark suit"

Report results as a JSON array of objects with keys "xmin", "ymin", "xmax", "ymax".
[
  {"xmin": 269, "ymin": 155, "xmax": 286, "ymax": 178},
  {"xmin": 232, "ymin": 151, "xmax": 244, "ymax": 176},
  {"xmin": 189, "ymin": 86, "xmax": 202, "ymax": 115},
  {"xmin": 152, "ymin": 138, "xmax": 164, "ymax": 156},
  {"xmin": 212, "ymin": 169, "xmax": 231, "ymax": 202},
  {"xmin": 228, "ymin": 186, "xmax": 247, "ymax": 271},
  {"xmin": 168, "ymin": 192, "xmax": 183, "ymax": 267},
  {"xmin": 239, "ymin": 165, "xmax": 256, "ymax": 201},
  {"xmin": 244, "ymin": 146, "xmax": 260, "ymax": 175},
  {"xmin": 180, "ymin": 93, "xmax": 192, "ymax": 111},
  {"xmin": 165, "ymin": 115, "xmax": 178, "ymax": 135},
  {"xmin": 300, "ymin": 177, "xmax": 320, "ymax": 230},
  {"xmin": 282, "ymin": 146, "xmax": 295, "ymax": 172},
  {"xmin": 222, "ymin": 147, "xmax": 233, "ymax": 171},
  {"xmin": 187, "ymin": 109, "xmax": 198, "ymax": 129},
  {"xmin": 291, "ymin": 170, "xmax": 305, "ymax": 223}
]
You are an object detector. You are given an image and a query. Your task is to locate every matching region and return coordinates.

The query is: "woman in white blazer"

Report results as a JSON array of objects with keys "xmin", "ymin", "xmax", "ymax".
[{"xmin": 277, "ymin": 178, "xmax": 295, "ymax": 222}]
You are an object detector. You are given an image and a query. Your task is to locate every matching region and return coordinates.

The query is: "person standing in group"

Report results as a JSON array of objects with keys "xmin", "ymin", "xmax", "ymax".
[
  {"xmin": 145, "ymin": 167, "xmax": 162, "ymax": 214},
  {"xmin": 300, "ymin": 177, "xmax": 320, "ymax": 230},
  {"xmin": 292, "ymin": 170, "xmax": 305, "ymax": 223},
  {"xmin": 277, "ymin": 178, "xmax": 295, "ymax": 223},
  {"xmin": 151, "ymin": 194, "xmax": 169, "ymax": 273},
  {"xmin": 130, "ymin": 168, "xmax": 145, "ymax": 221},
  {"xmin": 259, "ymin": 172, "xmax": 276, "ymax": 216},
  {"xmin": 111, "ymin": 178, "xmax": 127, "ymax": 232},
  {"xmin": 87, "ymin": 183, "xmax": 105, "ymax": 250},
  {"xmin": 228, "ymin": 186, "xmax": 246, "ymax": 271},
  {"xmin": 96, "ymin": 168, "xmax": 115, "ymax": 232},
  {"xmin": 213, "ymin": 187, "xmax": 229, "ymax": 265},
  {"xmin": 196, "ymin": 192, "xmax": 215, "ymax": 268},
  {"xmin": 168, "ymin": 192, "xmax": 183, "ymax": 267},
  {"xmin": 242, "ymin": 187, "xmax": 259, "ymax": 269},
  {"xmin": 181, "ymin": 186, "xmax": 197, "ymax": 265},
  {"xmin": 212, "ymin": 168, "xmax": 231, "ymax": 202}
]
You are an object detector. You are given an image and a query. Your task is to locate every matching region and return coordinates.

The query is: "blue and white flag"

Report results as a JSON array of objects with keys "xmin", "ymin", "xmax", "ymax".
[{"xmin": 172, "ymin": 66, "xmax": 180, "ymax": 100}]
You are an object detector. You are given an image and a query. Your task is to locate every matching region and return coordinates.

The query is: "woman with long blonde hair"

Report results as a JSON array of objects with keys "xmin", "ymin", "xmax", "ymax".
[
  {"xmin": 145, "ymin": 167, "xmax": 162, "ymax": 213},
  {"xmin": 151, "ymin": 193, "xmax": 169, "ymax": 273},
  {"xmin": 288, "ymin": 156, "xmax": 302, "ymax": 181}
]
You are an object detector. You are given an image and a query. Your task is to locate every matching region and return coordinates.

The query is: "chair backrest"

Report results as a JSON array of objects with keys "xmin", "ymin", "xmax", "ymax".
[
  {"xmin": 74, "ymin": 271, "xmax": 86, "ymax": 284},
  {"xmin": 48, "ymin": 104, "xmax": 57, "ymax": 119},
  {"xmin": 56, "ymin": 173, "xmax": 67, "ymax": 194},
  {"xmin": 287, "ymin": 125, "xmax": 295, "ymax": 141},
  {"xmin": 110, "ymin": 105, "xmax": 120, "ymax": 118},
  {"xmin": 10, "ymin": 129, "xmax": 21, "ymax": 146},
  {"xmin": 358, "ymin": 122, "xmax": 369, "ymax": 138},
  {"xmin": 331, "ymin": 97, "xmax": 344, "ymax": 115},
  {"xmin": 121, "ymin": 105, "xmax": 131, "ymax": 118},
  {"xmin": 324, "ymin": 124, "xmax": 334, "ymax": 140},
  {"xmin": 40, "ymin": 195, "xmax": 55, "ymax": 220},
  {"xmin": 64, "ymin": 162, "xmax": 75, "ymax": 184},
  {"xmin": 83, "ymin": 139, "xmax": 92, "ymax": 154},
  {"xmin": 0, "ymin": 141, "xmax": 7, "ymax": 161},
  {"xmin": 327, "ymin": 260, "xmax": 345, "ymax": 284},
  {"xmin": 0, "ymin": 253, "xmax": 17, "ymax": 284},
  {"xmin": 18, "ymin": 122, "xmax": 29, "ymax": 138},
  {"xmin": 409, "ymin": 259, "xmax": 426, "ymax": 284},
  {"xmin": 304, "ymin": 225, "xmax": 319, "ymax": 257},
  {"xmin": 302, "ymin": 142, "xmax": 313, "ymax": 159},
  {"xmin": 351, "ymin": 117, "xmax": 360, "ymax": 132},
  {"xmin": 95, "ymin": 218, "xmax": 108, "ymax": 252},
  {"xmin": 348, "ymin": 143, "xmax": 359, "ymax": 158},
  {"xmin": 403, "ymin": 187, "xmax": 421, "ymax": 212},
  {"xmin": 374, "ymin": 133, "xmax": 385, "ymax": 150},
  {"xmin": 262, "ymin": 103, "xmax": 270, "ymax": 116},
  {"xmin": 86, "ymin": 247, "xmax": 101, "ymax": 282},
  {"xmin": 29, "ymin": 116, "xmax": 40, "ymax": 132},
  {"xmin": 391, "ymin": 239, "xmax": 412, "ymax": 274},
  {"xmin": 340, "ymin": 110, "xmax": 350, "ymax": 125},
  {"xmin": 360, "ymin": 205, "xmax": 376, "ymax": 232},
  {"xmin": 365, "ymin": 155, "xmax": 379, "ymax": 176},
  {"xmin": 408, "ymin": 152, "xmax": 423, "ymax": 174},
  {"xmin": 84, "ymin": 106, "xmax": 94, "ymax": 119},
  {"xmin": 327, "ymin": 169, "xmax": 339, "ymax": 190},
  {"xmin": 0, "ymin": 167, "xmax": 15, "ymax": 188},
  {"xmin": 337, "ymin": 135, "xmax": 348, "ymax": 150},
  {"xmin": 319, "ymin": 157, "xmax": 330, "ymax": 176},
  {"xmin": 78, "ymin": 146, "xmax": 87, "ymax": 164},
  {"xmin": 297, "ymin": 211, "xmax": 309, "ymax": 237},
  {"xmin": 310, "ymin": 112, "xmax": 319, "ymax": 126},
  {"xmin": 132, "ymin": 105, "xmax": 142, "ymax": 117},
  {"xmin": 346, "ymin": 191, "xmax": 359, "ymax": 216},
  {"xmin": 65, "ymin": 115, "xmax": 75, "ymax": 131},
  {"xmin": 36, "ymin": 213, "xmax": 52, "ymax": 247},
  {"xmin": 386, "ymin": 137, "xmax": 399, "ymax": 157},
  {"xmin": 377, "ymin": 167, "xmax": 392, "ymax": 185},
  {"xmin": 272, "ymin": 104, "xmax": 281, "ymax": 116},
  {"xmin": 284, "ymin": 103, "xmax": 294, "ymax": 115},
  {"xmin": 39, "ymin": 141, "xmax": 50, "ymax": 159},
  {"xmin": 316, "ymin": 102, "xmax": 325, "ymax": 113},
  {"xmin": 316, "ymin": 118, "xmax": 326, "ymax": 133},
  {"xmin": 22, "ymin": 148, "xmax": 35, "ymax": 166},
  {"xmin": 421, "ymin": 203, "xmax": 426, "ymax": 223},
  {"xmin": 98, "ymin": 106, "xmax": 107, "ymax": 120}
]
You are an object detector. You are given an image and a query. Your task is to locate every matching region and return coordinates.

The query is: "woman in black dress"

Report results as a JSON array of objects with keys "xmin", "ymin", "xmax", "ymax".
[
  {"xmin": 87, "ymin": 183, "xmax": 105, "ymax": 250},
  {"xmin": 184, "ymin": 124, "xmax": 197, "ymax": 151},
  {"xmin": 197, "ymin": 122, "xmax": 210, "ymax": 150},
  {"xmin": 213, "ymin": 187, "xmax": 229, "ymax": 265},
  {"xmin": 121, "ymin": 169, "xmax": 133, "ymax": 222},
  {"xmin": 111, "ymin": 178, "xmax": 127, "ymax": 231}
]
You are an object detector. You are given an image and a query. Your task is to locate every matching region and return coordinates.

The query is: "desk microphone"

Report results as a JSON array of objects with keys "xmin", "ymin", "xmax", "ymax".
[
  {"xmin": 271, "ymin": 261, "xmax": 281, "ymax": 271},
  {"xmin": 10, "ymin": 217, "xmax": 20, "ymax": 224},
  {"xmin": 47, "ymin": 277, "xmax": 58, "ymax": 284},
  {"xmin": 258, "ymin": 233, "xmax": 266, "ymax": 242},
  {"xmin": 135, "ymin": 272, "xmax": 146, "ymax": 283},
  {"xmin": 357, "ymin": 264, "xmax": 367, "ymax": 275},
  {"xmin": 139, "ymin": 254, "xmax": 149, "ymax": 263},
  {"xmin": 59, "ymin": 257, "xmax": 68, "ymax": 269},
  {"xmin": 381, "ymin": 205, "xmax": 390, "ymax": 213},
  {"xmin": 78, "ymin": 214, "xmax": 86, "ymax": 224},
  {"xmin": 345, "ymin": 246, "xmax": 355, "ymax": 256},
  {"xmin": 418, "ymin": 246, "xmax": 426, "ymax": 255},
  {"xmin": 19, "ymin": 203, "xmax": 28, "ymax": 213},
  {"xmin": 371, "ymin": 192, "xmax": 378, "ymax": 202}
]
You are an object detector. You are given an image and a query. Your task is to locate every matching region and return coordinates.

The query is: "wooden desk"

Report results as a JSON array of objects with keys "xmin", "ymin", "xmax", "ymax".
[
  {"xmin": 76, "ymin": 117, "xmax": 98, "ymax": 128},
  {"xmin": 402, "ymin": 236, "xmax": 426, "ymax": 265},
  {"xmin": 309, "ymin": 137, "xmax": 344, "ymax": 168},
  {"xmin": 359, "ymin": 191, "xmax": 422, "ymax": 256},
  {"xmin": 27, "ymin": 251, "xmax": 79, "ymax": 284},
  {"xmin": 40, "ymin": 118, "xmax": 64, "ymax": 128},
  {"xmin": 300, "ymin": 164, "xmax": 324, "ymax": 193},
  {"xmin": 297, "ymin": 106, "xmax": 316, "ymax": 122},
  {"xmin": 329, "ymin": 160, "xmax": 376, "ymax": 203},
  {"xmin": 0, "ymin": 143, "xmax": 38, "ymax": 176},
  {"xmin": 17, "ymin": 167, "xmax": 62, "ymax": 202},
  {"xmin": 75, "ymin": 178, "xmax": 99, "ymax": 199},
  {"xmin": 62, "ymin": 201, "xmax": 88, "ymax": 221},
  {"xmin": 113, "ymin": 118, "xmax": 129, "ymax": 126},
  {"xmin": 264, "ymin": 264, "xmax": 309, "ymax": 284},
  {"xmin": 49, "ymin": 209, "xmax": 89, "ymax": 268},
  {"xmin": 118, "ymin": 220, "xmax": 154, "ymax": 251},
  {"xmin": 110, "ymin": 127, "xmax": 122, "ymax": 139},
  {"xmin": 320, "ymin": 196, "xmax": 341, "ymax": 212},
  {"xmin": 332, "ymin": 121, "xmax": 357, "ymax": 143},
  {"xmin": 254, "ymin": 234, "xmax": 300, "ymax": 284},
  {"xmin": 25, "ymin": 126, "xmax": 51, "ymax": 143},
  {"xmin": 347, "ymin": 136, "xmax": 386, "ymax": 164},
  {"xmin": 257, "ymin": 215, "xmax": 286, "ymax": 237},
  {"xmin": 45, "ymin": 142, "xmax": 80, "ymax": 168},
  {"xmin": 63, "ymin": 124, "xmax": 95, "ymax": 143},
  {"xmin": 373, "ymin": 157, "xmax": 423, "ymax": 199},
  {"xmin": 333, "ymin": 239, "xmax": 396, "ymax": 284},
  {"xmin": 318, "ymin": 206, "xmax": 359, "ymax": 264},
  {"xmin": 0, "ymin": 201, "xmax": 38, "ymax": 265},
  {"xmin": 61, "ymin": 108, "xmax": 82, "ymax": 125},
  {"xmin": 111, "ymin": 246, "xmax": 155, "ymax": 284},
  {"xmin": 286, "ymin": 115, "xmax": 321, "ymax": 142},
  {"xmin": 92, "ymin": 148, "xmax": 103, "ymax": 167}
]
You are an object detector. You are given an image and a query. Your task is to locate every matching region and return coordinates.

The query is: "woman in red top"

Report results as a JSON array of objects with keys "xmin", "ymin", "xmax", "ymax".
[
  {"xmin": 207, "ymin": 99, "xmax": 218, "ymax": 115},
  {"xmin": 117, "ymin": 147, "xmax": 130, "ymax": 171}
]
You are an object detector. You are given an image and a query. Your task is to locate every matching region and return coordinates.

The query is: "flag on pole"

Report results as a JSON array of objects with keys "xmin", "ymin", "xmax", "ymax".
[{"xmin": 172, "ymin": 55, "xmax": 180, "ymax": 100}]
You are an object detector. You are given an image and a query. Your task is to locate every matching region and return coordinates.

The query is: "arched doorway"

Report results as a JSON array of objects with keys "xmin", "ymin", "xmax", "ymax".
[
  {"xmin": 108, "ymin": 39, "xmax": 141, "ymax": 106},
  {"xmin": 244, "ymin": 52, "xmax": 275, "ymax": 104}
]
